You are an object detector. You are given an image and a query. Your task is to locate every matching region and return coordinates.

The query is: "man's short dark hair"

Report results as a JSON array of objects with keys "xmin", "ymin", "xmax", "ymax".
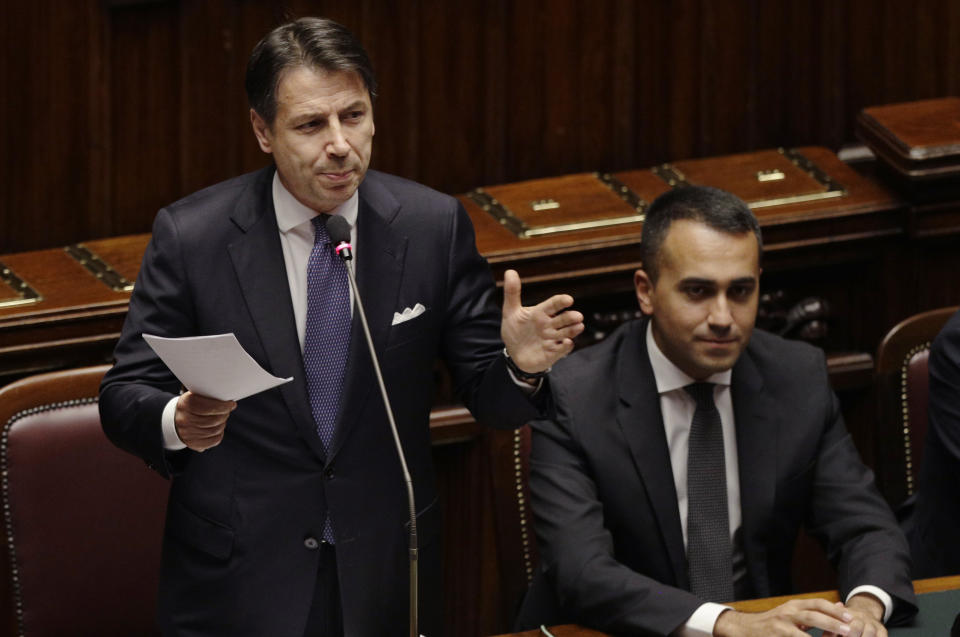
[
  {"xmin": 245, "ymin": 17, "xmax": 377, "ymax": 126},
  {"xmin": 639, "ymin": 185, "xmax": 763, "ymax": 282}
]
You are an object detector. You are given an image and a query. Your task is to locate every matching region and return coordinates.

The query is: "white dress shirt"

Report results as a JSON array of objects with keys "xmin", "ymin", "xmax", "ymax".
[
  {"xmin": 644, "ymin": 324, "xmax": 892, "ymax": 636},
  {"xmin": 160, "ymin": 173, "xmax": 358, "ymax": 450}
]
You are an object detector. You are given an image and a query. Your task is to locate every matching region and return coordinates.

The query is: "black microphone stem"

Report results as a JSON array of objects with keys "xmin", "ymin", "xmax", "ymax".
[{"xmin": 342, "ymin": 257, "xmax": 419, "ymax": 637}]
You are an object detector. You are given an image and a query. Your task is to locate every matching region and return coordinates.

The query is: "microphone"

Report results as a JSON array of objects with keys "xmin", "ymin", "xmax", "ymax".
[{"xmin": 325, "ymin": 215, "xmax": 419, "ymax": 637}]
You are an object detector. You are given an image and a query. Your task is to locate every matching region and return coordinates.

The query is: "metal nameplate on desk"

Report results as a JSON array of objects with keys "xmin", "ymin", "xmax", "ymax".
[
  {"xmin": 0, "ymin": 262, "xmax": 42, "ymax": 309},
  {"xmin": 64, "ymin": 243, "xmax": 135, "ymax": 292}
]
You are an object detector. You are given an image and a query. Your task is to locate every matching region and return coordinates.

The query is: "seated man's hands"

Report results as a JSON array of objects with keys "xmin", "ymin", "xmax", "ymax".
[
  {"xmin": 823, "ymin": 593, "xmax": 886, "ymax": 637},
  {"xmin": 175, "ymin": 391, "xmax": 236, "ymax": 451},
  {"xmin": 714, "ymin": 598, "xmax": 858, "ymax": 637}
]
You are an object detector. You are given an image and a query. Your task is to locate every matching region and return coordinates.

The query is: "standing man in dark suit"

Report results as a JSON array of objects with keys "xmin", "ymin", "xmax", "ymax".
[
  {"xmin": 519, "ymin": 186, "xmax": 915, "ymax": 636},
  {"xmin": 908, "ymin": 307, "xmax": 960, "ymax": 577},
  {"xmin": 99, "ymin": 17, "xmax": 583, "ymax": 637}
]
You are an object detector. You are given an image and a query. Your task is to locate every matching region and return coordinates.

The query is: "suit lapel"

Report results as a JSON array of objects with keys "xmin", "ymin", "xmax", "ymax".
[
  {"xmin": 616, "ymin": 321, "xmax": 690, "ymax": 588},
  {"xmin": 326, "ymin": 174, "xmax": 407, "ymax": 463},
  {"xmin": 731, "ymin": 348, "xmax": 777, "ymax": 598},
  {"xmin": 226, "ymin": 167, "xmax": 328, "ymax": 463}
]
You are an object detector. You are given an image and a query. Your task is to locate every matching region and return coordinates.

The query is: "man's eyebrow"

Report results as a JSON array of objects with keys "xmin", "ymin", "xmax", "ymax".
[
  {"xmin": 339, "ymin": 100, "xmax": 368, "ymax": 112},
  {"xmin": 678, "ymin": 277, "xmax": 717, "ymax": 286},
  {"xmin": 676, "ymin": 276, "xmax": 756, "ymax": 287},
  {"xmin": 289, "ymin": 111, "xmax": 327, "ymax": 124}
]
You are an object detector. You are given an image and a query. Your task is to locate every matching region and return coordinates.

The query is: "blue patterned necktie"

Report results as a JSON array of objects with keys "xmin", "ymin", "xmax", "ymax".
[
  {"xmin": 303, "ymin": 215, "xmax": 352, "ymax": 451},
  {"xmin": 684, "ymin": 381, "xmax": 735, "ymax": 602}
]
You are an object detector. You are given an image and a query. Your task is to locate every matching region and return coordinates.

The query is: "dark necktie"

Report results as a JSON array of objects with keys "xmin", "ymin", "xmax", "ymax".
[
  {"xmin": 304, "ymin": 216, "xmax": 351, "ymax": 544},
  {"xmin": 684, "ymin": 382, "xmax": 735, "ymax": 601},
  {"xmin": 303, "ymin": 215, "xmax": 352, "ymax": 451}
]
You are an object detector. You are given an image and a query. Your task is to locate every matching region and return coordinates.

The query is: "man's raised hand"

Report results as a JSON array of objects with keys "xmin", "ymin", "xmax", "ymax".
[{"xmin": 500, "ymin": 269, "xmax": 584, "ymax": 375}]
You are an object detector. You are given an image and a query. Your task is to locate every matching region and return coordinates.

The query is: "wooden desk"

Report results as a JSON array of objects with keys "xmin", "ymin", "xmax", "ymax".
[{"xmin": 496, "ymin": 576, "xmax": 960, "ymax": 637}]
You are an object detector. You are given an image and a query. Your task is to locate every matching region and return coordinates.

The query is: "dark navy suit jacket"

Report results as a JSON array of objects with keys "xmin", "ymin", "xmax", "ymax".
[{"xmin": 100, "ymin": 167, "xmax": 539, "ymax": 636}]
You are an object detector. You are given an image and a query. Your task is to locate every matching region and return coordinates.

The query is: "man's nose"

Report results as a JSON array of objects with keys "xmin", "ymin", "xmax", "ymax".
[
  {"xmin": 326, "ymin": 121, "xmax": 350, "ymax": 157},
  {"xmin": 708, "ymin": 296, "xmax": 734, "ymax": 330}
]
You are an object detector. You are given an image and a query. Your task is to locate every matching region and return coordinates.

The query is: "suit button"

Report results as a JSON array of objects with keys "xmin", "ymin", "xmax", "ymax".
[
  {"xmin": 304, "ymin": 537, "xmax": 319, "ymax": 550},
  {"xmin": 323, "ymin": 467, "xmax": 334, "ymax": 480}
]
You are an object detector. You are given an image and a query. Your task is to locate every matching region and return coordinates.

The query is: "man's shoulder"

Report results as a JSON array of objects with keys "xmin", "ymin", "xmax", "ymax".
[
  {"xmin": 165, "ymin": 167, "xmax": 272, "ymax": 214},
  {"xmin": 744, "ymin": 328, "xmax": 828, "ymax": 381},
  {"xmin": 551, "ymin": 321, "xmax": 642, "ymax": 386},
  {"xmin": 362, "ymin": 170, "xmax": 459, "ymax": 211}
]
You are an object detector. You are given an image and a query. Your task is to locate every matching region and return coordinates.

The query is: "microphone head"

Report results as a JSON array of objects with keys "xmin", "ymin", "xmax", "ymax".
[{"xmin": 325, "ymin": 214, "xmax": 352, "ymax": 246}]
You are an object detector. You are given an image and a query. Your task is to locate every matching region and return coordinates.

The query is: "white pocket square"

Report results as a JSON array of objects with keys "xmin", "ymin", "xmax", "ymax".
[{"xmin": 392, "ymin": 303, "xmax": 426, "ymax": 325}]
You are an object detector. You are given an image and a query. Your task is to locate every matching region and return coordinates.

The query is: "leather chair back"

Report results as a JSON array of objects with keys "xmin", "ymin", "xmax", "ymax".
[
  {"xmin": 0, "ymin": 366, "xmax": 169, "ymax": 637},
  {"xmin": 875, "ymin": 306, "xmax": 957, "ymax": 506}
]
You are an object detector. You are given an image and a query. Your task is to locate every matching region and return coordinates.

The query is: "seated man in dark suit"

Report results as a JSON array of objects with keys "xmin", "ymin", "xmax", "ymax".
[
  {"xmin": 908, "ymin": 307, "xmax": 960, "ymax": 577},
  {"xmin": 519, "ymin": 186, "xmax": 916, "ymax": 636}
]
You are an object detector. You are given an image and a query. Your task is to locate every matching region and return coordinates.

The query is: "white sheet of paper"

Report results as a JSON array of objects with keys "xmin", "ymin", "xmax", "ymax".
[{"xmin": 143, "ymin": 333, "xmax": 293, "ymax": 401}]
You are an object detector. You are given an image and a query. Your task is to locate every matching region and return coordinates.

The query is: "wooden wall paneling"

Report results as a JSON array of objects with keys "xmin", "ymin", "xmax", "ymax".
[
  {"xmin": 945, "ymin": 0, "xmax": 960, "ymax": 97},
  {"xmin": 751, "ymin": 0, "xmax": 789, "ymax": 151},
  {"xmin": 575, "ymin": 0, "xmax": 618, "ymax": 174},
  {"xmin": 351, "ymin": 0, "xmax": 423, "ymax": 185},
  {"xmin": 0, "ymin": 1, "xmax": 101, "ymax": 254},
  {"xmin": 234, "ymin": 1, "xmax": 285, "ymax": 175},
  {"xmin": 0, "ymin": 1, "xmax": 32, "ymax": 252},
  {"xmin": 914, "ymin": 0, "xmax": 942, "ymax": 98},
  {"xmin": 608, "ymin": 0, "xmax": 637, "ymax": 170},
  {"xmin": 87, "ymin": 1, "xmax": 113, "ymax": 243},
  {"xmin": 107, "ymin": 2, "xmax": 182, "ymax": 237},
  {"xmin": 630, "ymin": 0, "xmax": 673, "ymax": 168},
  {"xmin": 843, "ymin": 0, "xmax": 887, "ymax": 138},
  {"xmin": 879, "ymin": 1, "xmax": 925, "ymax": 102},
  {"xmin": 697, "ymin": 0, "xmax": 757, "ymax": 156},
  {"xmin": 6, "ymin": 0, "xmax": 960, "ymax": 253},
  {"xmin": 480, "ymin": 0, "xmax": 509, "ymax": 187},
  {"xmin": 504, "ymin": 0, "xmax": 547, "ymax": 182},
  {"xmin": 176, "ymin": 1, "xmax": 247, "ymax": 198},
  {"xmin": 415, "ymin": 0, "xmax": 489, "ymax": 193},
  {"xmin": 781, "ymin": 0, "xmax": 821, "ymax": 146},
  {"xmin": 664, "ymin": 0, "xmax": 702, "ymax": 161},
  {"xmin": 812, "ymin": 1, "xmax": 847, "ymax": 148},
  {"xmin": 542, "ymin": 0, "xmax": 585, "ymax": 178},
  {"xmin": 39, "ymin": 2, "xmax": 100, "ymax": 248}
]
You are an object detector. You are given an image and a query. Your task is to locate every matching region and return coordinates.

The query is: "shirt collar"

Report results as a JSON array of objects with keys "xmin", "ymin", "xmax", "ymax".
[
  {"xmin": 645, "ymin": 320, "xmax": 732, "ymax": 395},
  {"xmin": 272, "ymin": 171, "xmax": 359, "ymax": 234}
]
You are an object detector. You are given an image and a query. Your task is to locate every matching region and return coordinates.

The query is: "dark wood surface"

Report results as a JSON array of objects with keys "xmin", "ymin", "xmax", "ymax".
[
  {"xmin": 5, "ymin": 1, "xmax": 960, "ymax": 254},
  {"xmin": 857, "ymin": 97, "xmax": 960, "ymax": 175},
  {"xmin": 494, "ymin": 576, "xmax": 960, "ymax": 637}
]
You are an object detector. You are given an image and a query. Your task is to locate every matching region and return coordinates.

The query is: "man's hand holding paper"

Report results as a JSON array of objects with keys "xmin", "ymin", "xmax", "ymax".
[{"xmin": 143, "ymin": 333, "xmax": 293, "ymax": 452}]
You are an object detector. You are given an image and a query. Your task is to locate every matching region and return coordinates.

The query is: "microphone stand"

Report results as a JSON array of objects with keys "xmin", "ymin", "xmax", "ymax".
[{"xmin": 334, "ymin": 239, "xmax": 418, "ymax": 637}]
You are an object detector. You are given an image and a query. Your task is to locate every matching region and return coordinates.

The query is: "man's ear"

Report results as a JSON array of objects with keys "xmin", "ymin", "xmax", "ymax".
[
  {"xmin": 250, "ymin": 109, "xmax": 273, "ymax": 154},
  {"xmin": 634, "ymin": 268, "xmax": 655, "ymax": 315}
]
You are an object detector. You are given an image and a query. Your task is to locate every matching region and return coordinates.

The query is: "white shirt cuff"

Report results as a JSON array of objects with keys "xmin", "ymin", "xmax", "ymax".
[
  {"xmin": 846, "ymin": 585, "xmax": 893, "ymax": 623},
  {"xmin": 161, "ymin": 395, "xmax": 187, "ymax": 450},
  {"xmin": 674, "ymin": 602, "xmax": 731, "ymax": 636}
]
